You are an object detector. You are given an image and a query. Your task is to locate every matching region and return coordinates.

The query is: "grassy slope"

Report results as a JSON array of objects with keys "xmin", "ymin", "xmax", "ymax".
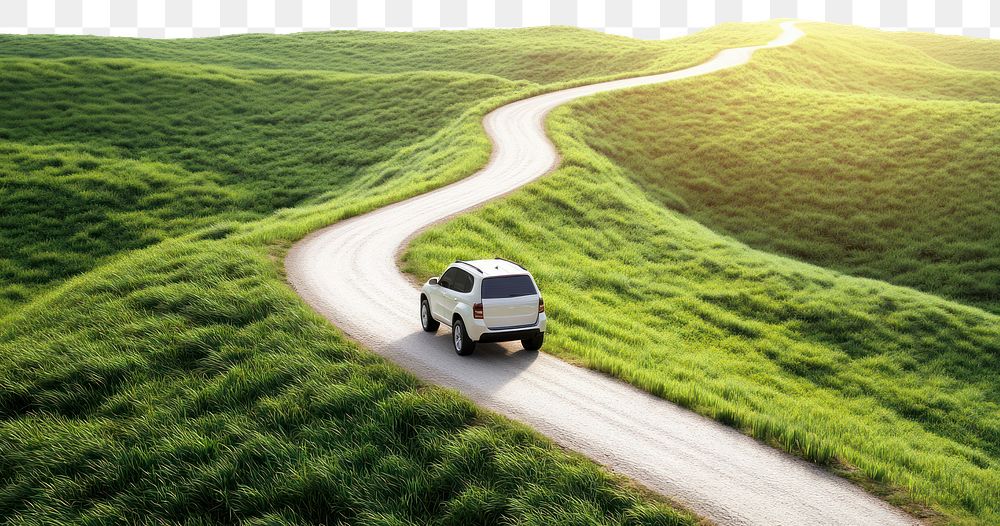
[
  {"xmin": 0, "ymin": 24, "xmax": 781, "ymax": 523},
  {"xmin": 0, "ymin": 142, "xmax": 248, "ymax": 312},
  {"xmin": 886, "ymin": 29, "xmax": 1000, "ymax": 72},
  {"xmin": 404, "ymin": 24, "xmax": 1000, "ymax": 524},
  {"xmin": 0, "ymin": 58, "xmax": 518, "ymax": 314},
  {"xmin": 566, "ymin": 22, "xmax": 1000, "ymax": 311}
]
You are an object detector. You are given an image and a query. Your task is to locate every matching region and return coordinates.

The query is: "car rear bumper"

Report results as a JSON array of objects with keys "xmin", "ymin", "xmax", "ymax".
[
  {"xmin": 467, "ymin": 313, "xmax": 546, "ymax": 342},
  {"xmin": 477, "ymin": 328, "xmax": 542, "ymax": 343}
]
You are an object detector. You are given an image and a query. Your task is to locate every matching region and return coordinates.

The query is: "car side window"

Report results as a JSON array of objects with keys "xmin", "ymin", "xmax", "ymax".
[
  {"xmin": 452, "ymin": 269, "xmax": 474, "ymax": 293},
  {"xmin": 438, "ymin": 267, "xmax": 460, "ymax": 289}
]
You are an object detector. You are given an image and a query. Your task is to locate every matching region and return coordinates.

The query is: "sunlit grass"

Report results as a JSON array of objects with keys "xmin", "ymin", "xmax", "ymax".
[
  {"xmin": 405, "ymin": 24, "xmax": 1000, "ymax": 525},
  {"xmin": 572, "ymin": 22, "xmax": 1000, "ymax": 312}
]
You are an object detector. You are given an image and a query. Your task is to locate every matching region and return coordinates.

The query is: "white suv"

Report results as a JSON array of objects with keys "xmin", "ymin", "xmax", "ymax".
[{"xmin": 420, "ymin": 258, "xmax": 546, "ymax": 356}]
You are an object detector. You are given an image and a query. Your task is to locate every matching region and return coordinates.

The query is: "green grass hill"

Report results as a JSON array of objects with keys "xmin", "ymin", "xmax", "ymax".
[
  {"xmin": 572, "ymin": 22, "xmax": 1000, "ymax": 311},
  {"xmin": 0, "ymin": 59, "xmax": 518, "ymax": 314}
]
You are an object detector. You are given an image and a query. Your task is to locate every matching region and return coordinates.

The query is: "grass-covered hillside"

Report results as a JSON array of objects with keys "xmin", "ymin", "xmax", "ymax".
[
  {"xmin": 404, "ymin": 24, "xmax": 1000, "ymax": 524},
  {"xmin": 572, "ymin": 22, "xmax": 1000, "ymax": 312},
  {"xmin": 888, "ymin": 29, "xmax": 1000, "ymax": 72},
  {"xmin": 0, "ymin": 59, "xmax": 517, "ymax": 314},
  {"xmin": 0, "ymin": 23, "xmax": 782, "ymax": 523}
]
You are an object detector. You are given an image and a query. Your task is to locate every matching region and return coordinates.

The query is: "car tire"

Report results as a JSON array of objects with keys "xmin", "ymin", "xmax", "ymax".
[
  {"xmin": 521, "ymin": 332, "xmax": 544, "ymax": 351},
  {"xmin": 453, "ymin": 318, "xmax": 476, "ymax": 356},
  {"xmin": 420, "ymin": 297, "xmax": 439, "ymax": 332}
]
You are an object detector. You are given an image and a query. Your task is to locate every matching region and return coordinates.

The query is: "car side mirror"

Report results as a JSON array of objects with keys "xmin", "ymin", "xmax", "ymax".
[{"xmin": 428, "ymin": 277, "xmax": 438, "ymax": 285}]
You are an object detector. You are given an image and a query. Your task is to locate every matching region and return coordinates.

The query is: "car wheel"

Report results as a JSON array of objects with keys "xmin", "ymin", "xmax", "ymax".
[
  {"xmin": 420, "ymin": 297, "xmax": 439, "ymax": 332},
  {"xmin": 453, "ymin": 318, "xmax": 475, "ymax": 356},
  {"xmin": 521, "ymin": 332, "xmax": 544, "ymax": 351}
]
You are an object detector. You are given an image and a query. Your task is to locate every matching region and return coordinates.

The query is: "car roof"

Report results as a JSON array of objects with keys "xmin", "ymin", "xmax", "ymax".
[{"xmin": 453, "ymin": 259, "xmax": 530, "ymax": 278}]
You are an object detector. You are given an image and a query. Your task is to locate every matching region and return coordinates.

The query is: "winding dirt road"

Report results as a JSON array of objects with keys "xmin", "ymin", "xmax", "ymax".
[{"xmin": 286, "ymin": 22, "xmax": 919, "ymax": 525}]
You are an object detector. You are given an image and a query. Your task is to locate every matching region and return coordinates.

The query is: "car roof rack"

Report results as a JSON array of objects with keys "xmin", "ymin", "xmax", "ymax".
[
  {"xmin": 495, "ymin": 257, "xmax": 525, "ymax": 270},
  {"xmin": 454, "ymin": 260, "xmax": 483, "ymax": 273}
]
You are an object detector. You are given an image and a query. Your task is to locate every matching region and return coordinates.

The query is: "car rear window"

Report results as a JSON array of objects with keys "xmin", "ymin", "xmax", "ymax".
[{"xmin": 482, "ymin": 275, "xmax": 536, "ymax": 298}]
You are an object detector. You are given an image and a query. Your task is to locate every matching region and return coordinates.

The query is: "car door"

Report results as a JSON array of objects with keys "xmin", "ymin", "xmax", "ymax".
[
  {"xmin": 432, "ymin": 267, "xmax": 463, "ymax": 323},
  {"xmin": 441, "ymin": 267, "xmax": 473, "ymax": 324}
]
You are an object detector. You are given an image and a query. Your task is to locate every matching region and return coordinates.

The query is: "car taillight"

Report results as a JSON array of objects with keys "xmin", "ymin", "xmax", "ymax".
[
  {"xmin": 538, "ymin": 297, "xmax": 545, "ymax": 313},
  {"xmin": 473, "ymin": 302, "xmax": 484, "ymax": 319}
]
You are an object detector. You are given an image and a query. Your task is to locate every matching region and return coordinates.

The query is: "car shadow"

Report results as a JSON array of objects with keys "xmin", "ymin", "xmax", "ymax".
[{"xmin": 384, "ymin": 329, "xmax": 541, "ymax": 395}]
